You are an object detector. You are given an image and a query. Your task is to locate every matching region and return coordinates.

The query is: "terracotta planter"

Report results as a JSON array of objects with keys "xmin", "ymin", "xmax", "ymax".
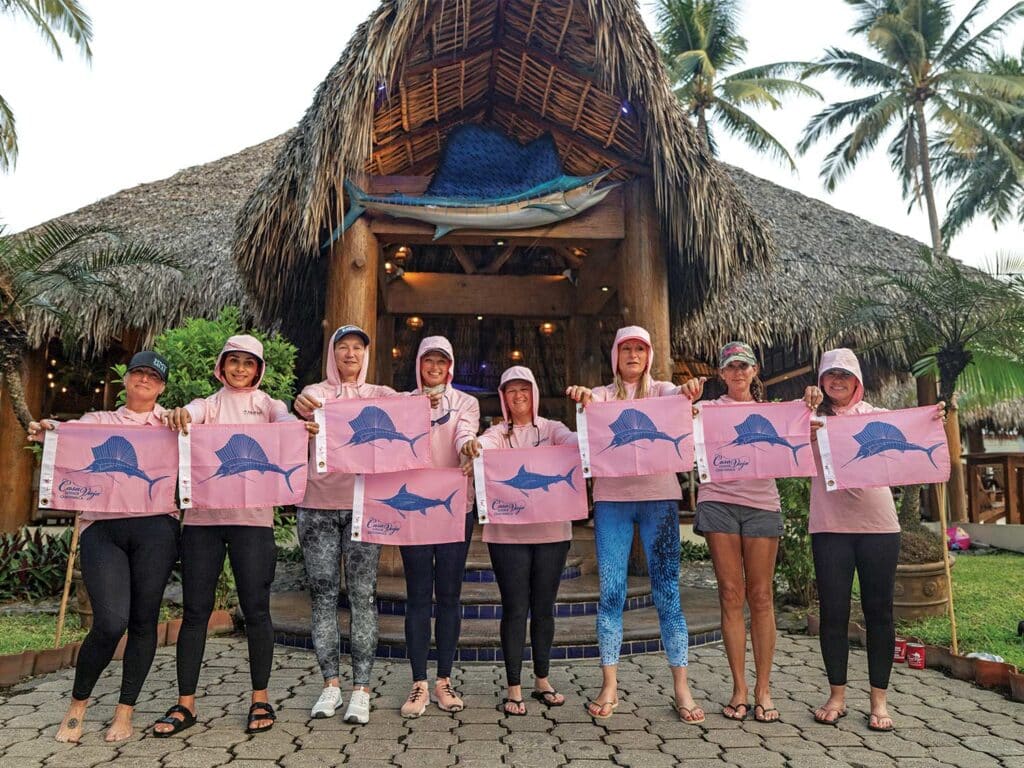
[
  {"xmin": 165, "ymin": 618, "xmax": 183, "ymax": 645},
  {"xmin": 72, "ymin": 568, "xmax": 93, "ymax": 630},
  {"xmin": 975, "ymin": 660, "xmax": 1016, "ymax": 689},
  {"xmin": 111, "ymin": 633, "xmax": 128, "ymax": 661},
  {"xmin": 1009, "ymin": 670, "xmax": 1024, "ymax": 703},
  {"xmin": 33, "ymin": 647, "xmax": 65, "ymax": 675},
  {"xmin": 155, "ymin": 622, "xmax": 168, "ymax": 648},
  {"xmin": 923, "ymin": 643, "xmax": 952, "ymax": 671},
  {"xmin": 0, "ymin": 653, "xmax": 26, "ymax": 686},
  {"xmin": 60, "ymin": 643, "xmax": 75, "ymax": 667},
  {"xmin": 893, "ymin": 557, "xmax": 954, "ymax": 622},
  {"xmin": 949, "ymin": 653, "xmax": 976, "ymax": 681},
  {"xmin": 806, "ymin": 613, "xmax": 820, "ymax": 636},
  {"xmin": 67, "ymin": 641, "xmax": 82, "ymax": 667},
  {"xmin": 18, "ymin": 650, "xmax": 35, "ymax": 678},
  {"xmin": 207, "ymin": 610, "xmax": 234, "ymax": 634}
]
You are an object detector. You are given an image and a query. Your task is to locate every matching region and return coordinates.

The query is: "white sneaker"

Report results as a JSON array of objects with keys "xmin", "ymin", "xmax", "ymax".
[
  {"xmin": 311, "ymin": 686, "xmax": 343, "ymax": 718},
  {"xmin": 344, "ymin": 689, "xmax": 371, "ymax": 724}
]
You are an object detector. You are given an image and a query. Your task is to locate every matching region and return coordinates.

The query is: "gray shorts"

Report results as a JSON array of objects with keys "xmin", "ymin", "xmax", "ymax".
[{"xmin": 693, "ymin": 501, "xmax": 783, "ymax": 538}]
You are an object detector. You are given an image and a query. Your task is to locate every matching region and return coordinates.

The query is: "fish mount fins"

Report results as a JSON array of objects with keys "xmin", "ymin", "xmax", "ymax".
[
  {"xmin": 432, "ymin": 225, "xmax": 457, "ymax": 241},
  {"xmin": 320, "ymin": 179, "xmax": 368, "ymax": 251},
  {"xmin": 525, "ymin": 202, "xmax": 574, "ymax": 214}
]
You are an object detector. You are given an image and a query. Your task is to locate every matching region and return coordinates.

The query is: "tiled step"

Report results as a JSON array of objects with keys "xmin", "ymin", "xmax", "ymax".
[
  {"xmin": 270, "ymin": 587, "xmax": 724, "ymax": 661},
  {"xmin": 337, "ymin": 574, "xmax": 653, "ymax": 617}
]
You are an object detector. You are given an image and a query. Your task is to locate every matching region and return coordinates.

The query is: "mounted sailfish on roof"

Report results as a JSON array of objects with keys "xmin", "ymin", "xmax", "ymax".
[{"xmin": 326, "ymin": 125, "xmax": 619, "ymax": 246}]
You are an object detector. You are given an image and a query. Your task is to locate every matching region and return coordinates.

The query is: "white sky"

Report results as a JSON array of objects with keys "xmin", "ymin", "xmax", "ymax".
[{"xmin": 0, "ymin": 0, "xmax": 1020, "ymax": 268}]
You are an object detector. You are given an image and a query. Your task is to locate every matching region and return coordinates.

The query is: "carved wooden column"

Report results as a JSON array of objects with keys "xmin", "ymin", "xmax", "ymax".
[{"xmin": 323, "ymin": 215, "xmax": 380, "ymax": 379}]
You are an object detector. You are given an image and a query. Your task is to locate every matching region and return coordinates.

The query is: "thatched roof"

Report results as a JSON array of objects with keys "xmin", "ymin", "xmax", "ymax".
[
  {"xmin": 678, "ymin": 165, "xmax": 930, "ymax": 366},
  {"xmin": 23, "ymin": 136, "xmax": 287, "ymax": 354},
  {"xmin": 233, "ymin": 0, "xmax": 774, "ymax": 346}
]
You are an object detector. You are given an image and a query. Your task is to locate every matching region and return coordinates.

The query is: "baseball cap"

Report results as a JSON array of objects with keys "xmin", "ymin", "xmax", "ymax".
[
  {"xmin": 332, "ymin": 325, "xmax": 370, "ymax": 346},
  {"xmin": 126, "ymin": 351, "xmax": 170, "ymax": 381},
  {"xmin": 719, "ymin": 341, "xmax": 757, "ymax": 368}
]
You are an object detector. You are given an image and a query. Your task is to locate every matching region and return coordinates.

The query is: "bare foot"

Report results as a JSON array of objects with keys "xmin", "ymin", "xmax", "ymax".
[
  {"xmin": 105, "ymin": 703, "xmax": 134, "ymax": 742},
  {"xmin": 55, "ymin": 699, "xmax": 88, "ymax": 743}
]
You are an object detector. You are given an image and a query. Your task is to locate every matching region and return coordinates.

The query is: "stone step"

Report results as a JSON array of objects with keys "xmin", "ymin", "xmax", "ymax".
[
  {"xmin": 336, "ymin": 574, "xmax": 653, "ymax": 617},
  {"xmin": 270, "ymin": 587, "xmax": 724, "ymax": 661}
]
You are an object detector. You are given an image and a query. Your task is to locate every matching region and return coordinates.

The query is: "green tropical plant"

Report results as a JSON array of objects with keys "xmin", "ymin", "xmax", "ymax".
[
  {"xmin": 798, "ymin": 0, "xmax": 1024, "ymax": 255},
  {"xmin": 0, "ymin": 526, "xmax": 74, "ymax": 601},
  {"xmin": 776, "ymin": 478, "xmax": 815, "ymax": 606},
  {"xmin": 933, "ymin": 46, "xmax": 1024, "ymax": 243},
  {"xmin": 1, "ymin": 0, "xmax": 94, "ymax": 172},
  {"xmin": 653, "ymin": 0, "xmax": 820, "ymax": 169},
  {"xmin": 0, "ymin": 222, "xmax": 180, "ymax": 431}
]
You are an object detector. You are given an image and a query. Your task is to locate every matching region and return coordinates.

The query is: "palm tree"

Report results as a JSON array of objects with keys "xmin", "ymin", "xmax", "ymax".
[
  {"xmin": 653, "ymin": 0, "xmax": 820, "ymax": 170},
  {"xmin": 0, "ymin": 0, "xmax": 93, "ymax": 172},
  {"xmin": 933, "ymin": 46, "xmax": 1024, "ymax": 244},
  {"xmin": 798, "ymin": 0, "xmax": 1024, "ymax": 256},
  {"xmin": 839, "ymin": 250, "xmax": 1024, "ymax": 521},
  {"xmin": 0, "ymin": 222, "xmax": 181, "ymax": 430}
]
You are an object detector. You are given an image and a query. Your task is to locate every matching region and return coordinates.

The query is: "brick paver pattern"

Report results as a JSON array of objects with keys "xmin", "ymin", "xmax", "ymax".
[{"xmin": 1, "ymin": 632, "xmax": 1022, "ymax": 767}]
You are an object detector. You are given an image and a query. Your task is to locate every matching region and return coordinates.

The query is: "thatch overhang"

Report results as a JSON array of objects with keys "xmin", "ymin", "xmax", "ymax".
[
  {"xmin": 21, "ymin": 137, "xmax": 287, "ymax": 355},
  {"xmin": 233, "ymin": 0, "xmax": 774, "ymax": 348}
]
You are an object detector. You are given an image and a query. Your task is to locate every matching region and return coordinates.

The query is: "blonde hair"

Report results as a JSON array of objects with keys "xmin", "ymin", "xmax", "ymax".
[{"xmin": 613, "ymin": 372, "xmax": 651, "ymax": 401}]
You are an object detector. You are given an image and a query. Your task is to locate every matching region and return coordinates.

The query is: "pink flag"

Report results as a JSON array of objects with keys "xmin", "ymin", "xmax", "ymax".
[
  {"xmin": 316, "ymin": 396, "xmax": 431, "ymax": 475},
  {"xmin": 473, "ymin": 444, "xmax": 587, "ymax": 525},
  {"xmin": 352, "ymin": 468, "xmax": 467, "ymax": 545},
  {"xmin": 178, "ymin": 422, "xmax": 309, "ymax": 511},
  {"xmin": 695, "ymin": 401, "xmax": 813, "ymax": 483},
  {"xmin": 38, "ymin": 423, "xmax": 178, "ymax": 514},
  {"xmin": 818, "ymin": 406, "xmax": 951, "ymax": 491},
  {"xmin": 577, "ymin": 396, "xmax": 694, "ymax": 478}
]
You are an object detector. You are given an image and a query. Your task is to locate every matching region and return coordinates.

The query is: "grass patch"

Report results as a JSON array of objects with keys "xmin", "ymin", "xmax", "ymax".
[
  {"xmin": 0, "ymin": 613, "xmax": 88, "ymax": 655},
  {"xmin": 897, "ymin": 551, "xmax": 1024, "ymax": 669}
]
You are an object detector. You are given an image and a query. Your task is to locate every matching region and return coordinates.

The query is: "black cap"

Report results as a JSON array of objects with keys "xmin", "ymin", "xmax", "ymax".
[
  {"xmin": 332, "ymin": 325, "xmax": 370, "ymax": 346},
  {"xmin": 126, "ymin": 351, "xmax": 170, "ymax": 382}
]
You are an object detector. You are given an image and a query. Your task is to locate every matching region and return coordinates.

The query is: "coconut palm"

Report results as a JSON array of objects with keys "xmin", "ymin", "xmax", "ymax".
[
  {"xmin": 798, "ymin": 0, "xmax": 1024, "ymax": 255},
  {"xmin": 839, "ymin": 250, "xmax": 1024, "ymax": 521},
  {"xmin": 0, "ymin": 222, "xmax": 181, "ymax": 430},
  {"xmin": 934, "ymin": 46, "xmax": 1024, "ymax": 243},
  {"xmin": 653, "ymin": 0, "xmax": 820, "ymax": 169},
  {"xmin": 0, "ymin": 0, "xmax": 93, "ymax": 172}
]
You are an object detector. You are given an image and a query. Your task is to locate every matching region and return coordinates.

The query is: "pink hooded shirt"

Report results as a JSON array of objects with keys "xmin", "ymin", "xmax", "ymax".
[
  {"xmin": 809, "ymin": 348, "xmax": 898, "ymax": 534},
  {"xmin": 479, "ymin": 365, "xmax": 578, "ymax": 544},
  {"xmin": 295, "ymin": 326, "xmax": 397, "ymax": 510},
  {"xmin": 589, "ymin": 326, "xmax": 683, "ymax": 503},
  {"xmin": 696, "ymin": 394, "xmax": 781, "ymax": 512},
  {"xmin": 412, "ymin": 336, "xmax": 480, "ymax": 513},
  {"xmin": 182, "ymin": 335, "xmax": 296, "ymax": 527}
]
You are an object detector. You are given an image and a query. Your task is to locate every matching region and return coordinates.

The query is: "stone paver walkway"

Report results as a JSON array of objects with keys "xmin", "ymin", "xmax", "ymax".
[{"xmin": 1, "ymin": 632, "xmax": 1022, "ymax": 767}]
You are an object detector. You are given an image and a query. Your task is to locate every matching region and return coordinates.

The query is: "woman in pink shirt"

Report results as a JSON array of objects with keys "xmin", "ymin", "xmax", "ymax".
[
  {"xmin": 565, "ymin": 326, "xmax": 705, "ymax": 723},
  {"xmin": 30, "ymin": 351, "xmax": 179, "ymax": 744},
  {"xmin": 154, "ymin": 335, "xmax": 315, "ymax": 737},
  {"xmin": 462, "ymin": 365, "xmax": 576, "ymax": 716},
  {"xmin": 806, "ymin": 348, "xmax": 943, "ymax": 733}
]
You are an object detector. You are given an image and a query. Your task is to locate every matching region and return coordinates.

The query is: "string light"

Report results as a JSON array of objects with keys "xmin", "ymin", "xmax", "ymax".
[
  {"xmin": 406, "ymin": 316, "xmax": 424, "ymax": 330},
  {"xmin": 510, "ymin": 349, "xmax": 523, "ymax": 362},
  {"xmin": 539, "ymin": 322, "xmax": 556, "ymax": 336}
]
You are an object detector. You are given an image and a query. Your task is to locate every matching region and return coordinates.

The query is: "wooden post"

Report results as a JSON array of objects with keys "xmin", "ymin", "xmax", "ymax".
[
  {"xmin": 0, "ymin": 348, "xmax": 47, "ymax": 532},
  {"xmin": 323, "ymin": 216, "xmax": 380, "ymax": 379},
  {"xmin": 917, "ymin": 374, "xmax": 940, "ymax": 521},
  {"xmin": 618, "ymin": 178, "xmax": 674, "ymax": 576}
]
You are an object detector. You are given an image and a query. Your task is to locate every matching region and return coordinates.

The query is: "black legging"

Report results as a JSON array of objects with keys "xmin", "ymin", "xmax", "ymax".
[
  {"xmin": 74, "ymin": 514, "xmax": 180, "ymax": 705},
  {"xmin": 487, "ymin": 540, "xmax": 570, "ymax": 687},
  {"xmin": 812, "ymin": 532, "xmax": 900, "ymax": 690},
  {"xmin": 176, "ymin": 525, "xmax": 276, "ymax": 695},
  {"xmin": 400, "ymin": 512, "xmax": 474, "ymax": 681}
]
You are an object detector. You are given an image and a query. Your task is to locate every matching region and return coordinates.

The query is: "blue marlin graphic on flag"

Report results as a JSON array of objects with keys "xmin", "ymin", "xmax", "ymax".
[
  {"xmin": 726, "ymin": 414, "xmax": 807, "ymax": 463},
  {"xmin": 598, "ymin": 408, "xmax": 690, "ymax": 458},
  {"xmin": 74, "ymin": 436, "xmax": 169, "ymax": 500},
  {"xmin": 346, "ymin": 406, "xmax": 428, "ymax": 456},
  {"xmin": 199, "ymin": 433, "xmax": 303, "ymax": 491},
  {"xmin": 842, "ymin": 421, "xmax": 944, "ymax": 468},
  {"xmin": 495, "ymin": 465, "xmax": 577, "ymax": 496},
  {"xmin": 373, "ymin": 484, "xmax": 457, "ymax": 518}
]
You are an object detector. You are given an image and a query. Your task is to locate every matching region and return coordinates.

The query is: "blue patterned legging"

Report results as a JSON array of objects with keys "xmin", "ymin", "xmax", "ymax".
[{"xmin": 595, "ymin": 500, "xmax": 688, "ymax": 667}]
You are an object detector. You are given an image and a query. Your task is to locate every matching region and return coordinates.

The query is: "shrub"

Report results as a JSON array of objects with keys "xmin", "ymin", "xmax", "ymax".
[
  {"xmin": 680, "ymin": 539, "xmax": 710, "ymax": 562},
  {"xmin": 776, "ymin": 478, "xmax": 816, "ymax": 606},
  {"xmin": 0, "ymin": 527, "xmax": 74, "ymax": 601}
]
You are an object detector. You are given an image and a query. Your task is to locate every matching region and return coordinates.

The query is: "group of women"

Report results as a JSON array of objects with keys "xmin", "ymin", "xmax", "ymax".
[{"xmin": 26, "ymin": 322, "xmax": 941, "ymax": 743}]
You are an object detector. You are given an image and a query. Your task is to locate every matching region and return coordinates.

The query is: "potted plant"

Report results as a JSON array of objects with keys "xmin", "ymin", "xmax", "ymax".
[{"xmin": 893, "ymin": 487, "xmax": 953, "ymax": 621}]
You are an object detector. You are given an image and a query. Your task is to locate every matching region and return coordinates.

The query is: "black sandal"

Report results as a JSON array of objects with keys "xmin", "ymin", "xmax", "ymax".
[
  {"xmin": 245, "ymin": 701, "xmax": 277, "ymax": 734},
  {"xmin": 153, "ymin": 704, "xmax": 196, "ymax": 738},
  {"xmin": 499, "ymin": 698, "xmax": 527, "ymax": 716},
  {"xmin": 753, "ymin": 704, "xmax": 780, "ymax": 723},
  {"xmin": 530, "ymin": 689, "xmax": 565, "ymax": 708}
]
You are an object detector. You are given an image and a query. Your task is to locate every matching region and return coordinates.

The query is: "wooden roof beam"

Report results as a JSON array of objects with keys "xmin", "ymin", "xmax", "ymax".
[
  {"xmin": 484, "ymin": 0, "xmax": 507, "ymax": 123},
  {"xmin": 481, "ymin": 243, "xmax": 517, "ymax": 274},
  {"xmin": 385, "ymin": 273, "xmax": 572, "ymax": 318},
  {"xmin": 555, "ymin": 0, "xmax": 575, "ymax": 55},
  {"xmin": 450, "ymin": 244, "xmax": 478, "ymax": 274}
]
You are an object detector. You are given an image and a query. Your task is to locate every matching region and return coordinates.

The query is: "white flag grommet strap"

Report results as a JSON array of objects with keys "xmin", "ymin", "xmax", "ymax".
[
  {"xmin": 575, "ymin": 403, "xmax": 592, "ymax": 479},
  {"xmin": 473, "ymin": 453, "xmax": 488, "ymax": 523},
  {"xmin": 314, "ymin": 408, "xmax": 328, "ymax": 474},
  {"xmin": 38, "ymin": 429, "xmax": 59, "ymax": 509},
  {"xmin": 177, "ymin": 431, "xmax": 193, "ymax": 509},
  {"xmin": 815, "ymin": 417, "xmax": 838, "ymax": 491},
  {"xmin": 692, "ymin": 403, "xmax": 710, "ymax": 483},
  {"xmin": 351, "ymin": 475, "xmax": 366, "ymax": 540}
]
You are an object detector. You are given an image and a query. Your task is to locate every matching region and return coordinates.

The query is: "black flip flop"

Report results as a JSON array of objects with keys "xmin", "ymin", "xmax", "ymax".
[
  {"xmin": 753, "ymin": 704, "xmax": 780, "ymax": 723},
  {"xmin": 722, "ymin": 702, "xmax": 749, "ymax": 721},
  {"xmin": 499, "ymin": 698, "xmax": 527, "ymax": 716},
  {"xmin": 246, "ymin": 701, "xmax": 277, "ymax": 734},
  {"xmin": 867, "ymin": 713, "xmax": 894, "ymax": 732},
  {"xmin": 153, "ymin": 704, "xmax": 196, "ymax": 738},
  {"xmin": 530, "ymin": 689, "xmax": 565, "ymax": 708},
  {"xmin": 813, "ymin": 707, "xmax": 847, "ymax": 727}
]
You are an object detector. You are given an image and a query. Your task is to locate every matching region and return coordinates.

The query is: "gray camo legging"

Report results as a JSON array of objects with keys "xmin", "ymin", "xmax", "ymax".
[{"xmin": 297, "ymin": 508, "xmax": 382, "ymax": 686}]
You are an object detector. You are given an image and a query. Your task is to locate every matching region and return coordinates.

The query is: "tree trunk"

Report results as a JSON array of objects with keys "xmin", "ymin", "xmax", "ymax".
[
  {"xmin": 914, "ymin": 100, "xmax": 944, "ymax": 257},
  {"xmin": 916, "ymin": 373, "xmax": 940, "ymax": 520},
  {"xmin": 0, "ymin": 358, "xmax": 35, "ymax": 431},
  {"xmin": 939, "ymin": 368, "xmax": 968, "ymax": 522}
]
